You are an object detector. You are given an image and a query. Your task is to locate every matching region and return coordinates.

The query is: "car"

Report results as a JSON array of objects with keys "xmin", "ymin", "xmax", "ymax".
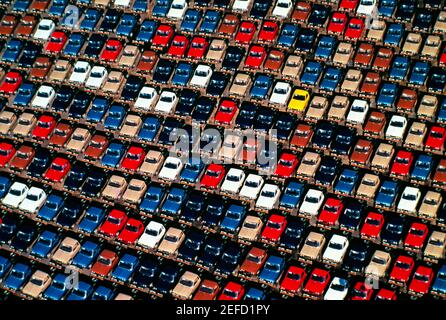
[
  {"xmin": 404, "ymin": 222, "xmax": 428, "ymax": 253},
  {"xmin": 408, "ymin": 266, "xmax": 434, "ymax": 297},
  {"xmin": 0, "ymin": 71, "xmax": 22, "ymax": 94},
  {"xmin": 384, "ymin": 23, "xmax": 404, "ymax": 47},
  {"xmin": 334, "ymin": 169, "xmax": 359, "ymax": 196},
  {"xmin": 111, "ymin": 253, "xmax": 139, "ymax": 282},
  {"xmin": 375, "ymin": 180, "xmax": 400, "ymax": 209},
  {"xmin": 324, "ymin": 277, "xmax": 349, "ymax": 300},
  {"xmin": 250, "ymin": 74, "xmax": 272, "ymax": 100},
  {"xmin": 301, "ymin": 61, "xmax": 322, "ymax": 86},
  {"xmin": 256, "ymin": 184, "xmax": 281, "ymax": 210},
  {"xmin": 18, "ymin": 187, "xmax": 46, "ymax": 213},
  {"xmin": 72, "ymin": 241, "xmax": 100, "ymax": 269},
  {"xmin": 432, "ymin": 265, "xmax": 446, "ymax": 298},
  {"xmin": 220, "ymin": 204, "xmax": 246, "ymax": 234},
  {"xmin": 365, "ymin": 250, "xmax": 391, "ymax": 279},
  {"xmin": 66, "ymin": 281, "xmax": 94, "ymax": 301},
  {"xmin": 200, "ymin": 10, "xmax": 221, "ymax": 33},
  {"xmin": 303, "ymin": 268, "xmax": 331, "ymax": 300},
  {"xmin": 397, "ymin": 186, "xmax": 421, "ymax": 215},
  {"xmin": 2, "ymin": 182, "xmax": 28, "ymax": 208},
  {"xmin": 360, "ymin": 212, "xmax": 384, "ymax": 241},
  {"xmin": 3, "ymin": 263, "xmax": 31, "ymax": 291},
  {"xmin": 218, "ymin": 282, "xmax": 245, "ymax": 300},
  {"xmin": 30, "ymin": 230, "xmax": 59, "ymax": 258},
  {"xmin": 78, "ymin": 206, "xmax": 105, "ymax": 234},
  {"xmin": 259, "ymin": 256, "xmax": 285, "ymax": 285}
]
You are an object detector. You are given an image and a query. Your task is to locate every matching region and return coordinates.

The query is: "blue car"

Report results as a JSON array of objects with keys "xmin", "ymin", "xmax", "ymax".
[
  {"xmin": 181, "ymin": 9, "xmax": 201, "ymax": 32},
  {"xmin": 104, "ymin": 104, "xmax": 126, "ymax": 130},
  {"xmin": 37, "ymin": 194, "xmax": 64, "ymax": 221},
  {"xmin": 141, "ymin": 185, "xmax": 165, "ymax": 214},
  {"xmin": 408, "ymin": 61, "xmax": 429, "ymax": 87},
  {"xmin": 334, "ymin": 169, "xmax": 359, "ymax": 195},
  {"xmin": 280, "ymin": 181, "xmax": 304, "ymax": 210},
  {"xmin": 160, "ymin": 187, "xmax": 187, "ymax": 217},
  {"xmin": 220, "ymin": 204, "xmax": 246, "ymax": 233},
  {"xmin": 432, "ymin": 265, "xmax": 446, "ymax": 297},
  {"xmin": 13, "ymin": 83, "xmax": 36, "ymax": 107},
  {"xmin": 30, "ymin": 231, "xmax": 59, "ymax": 258},
  {"xmin": 259, "ymin": 255, "xmax": 285, "ymax": 285},
  {"xmin": 117, "ymin": 14, "xmax": 138, "ymax": 37},
  {"xmin": 48, "ymin": 0, "xmax": 67, "ymax": 16},
  {"xmin": 0, "ymin": 176, "xmax": 11, "ymax": 200},
  {"xmin": 72, "ymin": 241, "xmax": 101, "ymax": 269},
  {"xmin": 66, "ymin": 281, "xmax": 94, "ymax": 300},
  {"xmin": 133, "ymin": 0, "xmax": 148, "ymax": 12},
  {"xmin": 152, "ymin": 0, "xmax": 171, "ymax": 17},
  {"xmin": 245, "ymin": 288, "xmax": 266, "ymax": 300},
  {"xmin": 78, "ymin": 206, "xmax": 106, "ymax": 233},
  {"xmin": 378, "ymin": 0, "xmax": 396, "ymax": 18},
  {"xmin": 111, "ymin": 254, "xmax": 139, "ymax": 282},
  {"xmin": 300, "ymin": 61, "xmax": 323, "ymax": 86},
  {"xmin": 43, "ymin": 273, "xmax": 71, "ymax": 300},
  {"xmin": 438, "ymin": 99, "xmax": 446, "ymax": 124},
  {"xmin": 320, "ymin": 67, "xmax": 342, "ymax": 92},
  {"xmin": 411, "ymin": 154, "xmax": 433, "ymax": 182},
  {"xmin": 63, "ymin": 33, "xmax": 86, "ymax": 56},
  {"xmin": 389, "ymin": 56, "xmax": 409, "ymax": 81},
  {"xmin": 375, "ymin": 180, "xmax": 400, "ymax": 208},
  {"xmin": 138, "ymin": 116, "xmax": 160, "ymax": 142},
  {"xmin": 136, "ymin": 19, "xmax": 158, "ymax": 43},
  {"xmin": 0, "ymin": 255, "xmax": 11, "ymax": 279},
  {"xmin": 180, "ymin": 159, "xmax": 204, "ymax": 184},
  {"xmin": 3, "ymin": 263, "xmax": 31, "ymax": 291},
  {"xmin": 172, "ymin": 62, "xmax": 193, "ymax": 86},
  {"xmin": 101, "ymin": 142, "xmax": 125, "ymax": 168},
  {"xmin": 314, "ymin": 36, "xmax": 337, "ymax": 61},
  {"xmin": 200, "ymin": 10, "xmax": 221, "ymax": 33},
  {"xmin": 277, "ymin": 23, "xmax": 299, "ymax": 48},
  {"xmin": 80, "ymin": 9, "xmax": 101, "ymax": 31},
  {"xmin": 250, "ymin": 74, "xmax": 272, "ymax": 100},
  {"xmin": 377, "ymin": 82, "xmax": 398, "ymax": 109},
  {"xmin": 86, "ymin": 97, "xmax": 110, "ymax": 123},
  {"xmin": 384, "ymin": 23, "xmax": 404, "ymax": 47},
  {"xmin": 92, "ymin": 286, "xmax": 114, "ymax": 300},
  {"xmin": 12, "ymin": 0, "xmax": 30, "ymax": 12},
  {"xmin": 2, "ymin": 39, "xmax": 23, "ymax": 63}
]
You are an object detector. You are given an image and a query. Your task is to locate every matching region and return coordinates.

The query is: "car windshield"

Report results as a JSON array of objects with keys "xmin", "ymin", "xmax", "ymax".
[
  {"xmin": 306, "ymin": 239, "xmax": 320, "ymax": 247},
  {"xmin": 165, "ymin": 162, "xmax": 179, "ymax": 169},
  {"xmin": 311, "ymin": 274, "xmax": 325, "ymax": 283},
  {"xmin": 396, "ymin": 261, "xmax": 411, "ymax": 270},
  {"xmin": 371, "ymin": 257, "xmax": 386, "ymax": 264},
  {"xmin": 165, "ymin": 235, "xmax": 178, "ymax": 242},
  {"xmin": 414, "ymin": 273, "xmax": 429, "ymax": 282}
]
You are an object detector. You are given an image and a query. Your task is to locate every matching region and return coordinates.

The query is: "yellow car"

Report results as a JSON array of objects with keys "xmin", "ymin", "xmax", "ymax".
[{"xmin": 288, "ymin": 89, "xmax": 310, "ymax": 111}]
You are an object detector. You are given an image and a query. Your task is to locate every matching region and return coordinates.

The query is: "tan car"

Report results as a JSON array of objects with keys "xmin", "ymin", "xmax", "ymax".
[
  {"xmin": 305, "ymin": 96, "xmax": 328, "ymax": 122},
  {"xmin": 402, "ymin": 33, "xmax": 422, "ymax": 56},
  {"xmin": 404, "ymin": 122, "xmax": 427, "ymax": 149},
  {"xmin": 101, "ymin": 175, "xmax": 128, "ymax": 200},
  {"xmin": 356, "ymin": 174, "xmax": 380, "ymax": 201},
  {"xmin": 158, "ymin": 227, "xmax": 185, "ymax": 256},
  {"xmin": 341, "ymin": 69, "xmax": 362, "ymax": 93},
  {"xmin": 65, "ymin": 127, "xmax": 91, "ymax": 153},
  {"xmin": 327, "ymin": 95, "xmax": 349, "ymax": 122},
  {"xmin": 12, "ymin": 113, "xmax": 36, "ymax": 137},
  {"xmin": 367, "ymin": 19, "xmax": 386, "ymax": 43},
  {"xmin": 139, "ymin": 150, "xmax": 164, "ymax": 176},
  {"xmin": 424, "ymin": 231, "xmax": 446, "ymax": 262},
  {"xmin": 238, "ymin": 215, "xmax": 263, "ymax": 242},
  {"xmin": 49, "ymin": 59, "xmax": 71, "ymax": 82},
  {"xmin": 371, "ymin": 143, "xmax": 394, "ymax": 172},
  {"xmin": 102, "ymin": 70, "xmax": 124, "ymax": 95},
  {"xmin": 365, "ymin": 250, "xmax": 391, "ymax": 279},
  {"xmin": 119, "ymin": 114, "xmax": 142, "ymax": 138},
  {"xmin": 94, "ymin": 0, "xmax": 110, "ymax": 6},
  {"xmin": 206, "ymin": 39, "xmax": 226, "ymax": 62},
  {"xmin": 299, "ymin": 232, "xmax": 326, "ymax": 262},
  {"xmin": 0, "ymin": 110, "xmax": 17, "ymax": 135},
  {"xmin": 418, "ymin": 95, "xmax": 438, "ymax": 120},
  {"xmin": 434, "ymin": 11, "xmax": 446, "ymax": 34},
  {"xmin": 421, "ymin": 35, "xmax": 442, "ymax": 60},
  {"xmin": 281, "ymin": 55, "xmax": 303, "ymax": 79},
  {"xmin": 118, "ymin": 45, "xmax": 141, "ymax": 68},
  {"xmin": 418, "ymin": 191, "xmax": 442, "ymax": 220},
  {"xmin": 21, "ymin": 271, "xmax": 51, "ymax": 299},
  {"xmin": 51, "ymin": 237, "xmax": 81, "ymax": 264},
  {"xmin": 122, "ymin": 179, "xmax": 147, "ymax": 204},
  {"xmin": 219, "ymin": 133, "xmax": 242, "ymax": 161},
  {"xmin": 172, "ymin": 271, "xmax": 201, "ymax": 300},
  {"xmin": 296, "ymin": 151, "xmax": 321, "ymax": 179},
  {"xmin": 229, "ymin": 73, "xmax": 251, "ymax": 97},
  {"xmin": 333, "ymin": 42, "xmax": 353, "ymax": 67},
  {"xmin": 115, "ymin": 293, "xmax": 133, "ymax": 300}
]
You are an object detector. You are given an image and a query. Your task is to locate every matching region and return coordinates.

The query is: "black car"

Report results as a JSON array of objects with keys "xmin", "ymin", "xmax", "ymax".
[
  {"xmin": 296, "ymin": 28, "xmax": 317, "ymax": 53},
  {"xmin": 395, "ymin": 0, "xmax": 416, "ymax": 22},
  {"xmin": 202, "ymin": 199, "xmax": 225, "ymax": 227},
  {"xmin": 250, "ymin": 0, "xmax": 272, "ymax": 19},
  {"xmin": 427, "ymin": 67, "xmax": 446, "ymax": 93},
  {"xmin": 307, "ymin": 4, "xmax": 330, "ymax": 29},
  {"xmin": 81, "ymin": 170, "xmax": 107, "ymax": 198},
  {"xmin": 132, "ymin": 257, "xmax": 160, "ymax": 288},
  {"xmin": 213, "ymin": 0, "xmax": 231, "ymax": 8},
  {"xmin": 18, "ymin": 41, "xmax": 41, "ymax": 68},
  {"xmin": 279, "ymin": 218, "xmax": 305, "ymax": 251},
  {"xmin": 315, "ymin": 156, "xmax": 339, "ymax": 187},
  {"xmin": 0, "ymin": 214, "xmax": 18, "ymax": 243},
  {"xmin": 312, "ymin": 121, "xmax": 335, "ymax": 149},
  {"xmin": 381, "ymin": 215, "xmax": 406, "ymax": 248},
  {"xmin": 28, "ymin": 148, "xmax": 51, "ymax": 178},
  {"xmin": 343, "ymin": 240, "xmax": 371, "ymax": 274},
  {"xmin": 153, "ymin": 59, "xmax": 175, "ymax": 83},
  {"xmin": 214, "ymin": 242, "xmax": 243, "ymax": 276},
  {"xmin": 206, "ymin": 72, "xmax": 229, "ymax": 96},
  {"xmin": 178, "ymin": 231, "xmax": 205, "ymax": 262},
  {"xmin": 52, "ymin": 86, "xmax": 75, "ymax": 112},
  {"xmin": 99, "ymin": 9, "xmax": 122, "ymax": 33},
  {"xmin": 10, "ymin": 222, "xmax": 36, "ymax": 251},
  {"xmin": 331, "ymin": 126, "xmax": 355, "ymax": 156},
  {"xmin": 339, "ymin": 201, "xmax": 365, "ymax": 233},
  {"xmin": 412, "ymin": 9, "xmax": 435, "ymax": 31},
  {"xmin": 254, "ymin": 107, "xmax": 275, "ymax": 132},
  {"xmin": 191, "ymin": 97, "xmax": 215, "ymax": 123},
  {"xmin": 84, "ymin": 33, "xmax": 107, "ymax": 59},
  {"xmin": 222, "ymin": 46, "xmax": 245, "ymax": 71},
  {"xmin": 56, "ymin": 198, "xmax": 84, "ymax": 227},
  {"xmin": 235, "ymin": 101, "xmax": 258, "ymax": 129},
  {"xmin": 272, "ymin": 113, "xmax": 296, "ymax": 141},
  {"xmin": 175, "ymin": 89, "xmax": 198, "ymax": 117},
  {"xmin": 197, "ymin": 235, "xmax": 224, "ymax": 269},
  {"xmin": 157, "ymin": 118, "xmax": 184, "ymax": 146},
  {"xmin": 64, "ymin": 162, "xmax": 89, "ymax": 191},
  {"xmin": 121, "ymin": 75, "xmax": 145, "ymax": 101},
  {"xmin": 152, "ymin": 264, "xmax": 181, "ymax": 295},
  {"xmin": 68, "ymin": 91, "xmax": 92, "ymax": 119},
  {"xmin": 257, "ymin": 140, "xmax": 279, "ymax": 171},
  {"xmin": 181, "ymin": 191, "xmax": 206, "ymax": 223}
]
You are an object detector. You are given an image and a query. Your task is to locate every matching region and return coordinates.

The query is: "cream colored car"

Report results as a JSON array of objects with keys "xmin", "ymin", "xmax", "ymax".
[
  {"xmin": 49, "ymin": 59, "xmax": 71, "ymax": 82},
  {"xmin": 299, "ymin": 232, "xmax": 326, "ymax": 262},
  {"xmin": 404, "ymin": 122, "xmax": 427, "ymax": 150},
  {"xmin": 418, "ymin": 95, "xmax": 438, "ymax": 120},
  {"xmin": 122, "ymin": 179, "xmax": 147, "ymax": 204},
  {"xmin": 421, "ymin": 35, "xmax": 441, "ymax": 60},
  {"xmin": 65, "ymin": 127, "xmax": 91, "ymax": 153},
  {"xmin": 101, "ymin": 175, "xmax": 128, "ymax": 200},
  {"xmin": 206, "ymin": 39, "xmax": 226, "ymax": 62},
  {"xmin": 102, "ymin": 70, "xmax": 124, "ymax": 95},
  {"xmin": 333, "ymin": 42, "xmax": 353, "ymax": 67},
  {"xmin": 434, "ymin": 11, "xmax": 446, "ymax": 34},
  {"xmin": 327, "ymin": 95, "xmax": 349, "ymax": 122},
  {"xmin": 0, "ymin": 110, "xmax": 17, "ymax": 135},
  {"xmin": 365, "ymin": 250, "xmax": 391, "ymax": 279},
  {"xmin": 418, "ymin": 191, "xmax": 442, "ymax": 220},
  {"xmin": 424, "ymin": 231, "xmax": 446, "ymax": 262},
  {"xmin": 371, "ymin": 143, "xmax": 394, "ymax": 172},
  {"xmin": 118, "ymin": 45, "xmax": 141, "ymax": 68},
  {"xmin": 94, "ymin": 0, "xmax": 110, "ymax": 6},
  {"xmin": 305, "ymin": 96, "xmax": 328, "ymax": 122},
  {"xmin": 52, "ymin": 237, "xmax": 81, "ymax": 265},
  {"xmin": 139, "ymin": 150, "xmax": 164, "ymax": 176},
  {"xmin": 402, "ymin": 33, "xmax": 422, "ymax": 56},
  {"xmin": 21, "ymin": 270, "xmax": 51, "ymax": 299},
  {"xmin": 281, "ymin": 55, "xmax": 302, "ymax": 79},
  {"xmin": 12, "ymin": 113, "xmax": 36, "ymax": 137},
  {"xmin": 219, "ymin": 133, "xmax": 242, "ymax": 161},
  {"xmin": 356, "ymin": 174, "xmax": 380, "ymax": 201},
  {"xmin": 158, "ymin": 227, "xmax": 185, "ymax": 256},
  {"xmin": 172, "ymin": 271, "xmax": 201, "ymax": 300},
  {"xmin": 238, "ymin": 215, "xmax": 263, "ymax": 242},
  {"xmin": 229, "ymin": 73, "xmax": 251, "ymax": 97},
  {"xmin": 119, "ymin": 114, "xmax": 142, "ymax": 138},
  {"xmin": 341, "ymin": 69, "xmax": 362, "ymax": 93},
  {"xmin": 296, "ymin": 151, "xmax": 321, "ymax": 179},
  {"xmin": 367, "ymin": 19, "xmax": 386, "ymax": 43}
]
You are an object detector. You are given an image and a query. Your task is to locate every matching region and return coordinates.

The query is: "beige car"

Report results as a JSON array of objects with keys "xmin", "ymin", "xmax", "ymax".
[
  {"xmin": 158, "ymin": 227, "xmax": 185, "ymax": 256},
  {"xmin": 341, "ymin": 69, "xmax": 362, "ymax": 93},
  {"xmin": 102, "ymin": 70, "xmax": 124, "ymax": 95},
  {"xmin": 139, "ymin": 150, "xmax": 164, "ymax": 176},
  {"xmin": 333, "ymin": 42, "xmax": 353, "ymax": 67},
  {"xmin": 281, "ymin": 55, "xmax": 302, "ymax": 79},
  {"xmin": 238, "ymin": 215, "xmax": 263, "ymax": 242},
  {"xmin": 299, "ymin": 232, "xmax": 325, "ymax": 262},
  {"xmin": 327, "ymin": 95, "xmax": 349, "ymax": 122},
  {"xmin": 296, "ymin": 151, "xmax": 321, "ymax": 179},
  {"xmin": 418, "ymin": 95, "xmax": 438, "ymax": 120},
  {"xmin": 421, "ymin": 35, "xmax": 442, "ymax": 60},
  {"xmin": 371, "ymin": 143, "xmax": 394, "ymax": 172},
  {"xmin": 434, "ymin": 11, "xmax": 446, "ymax": 34},
  {"xmin": 94, "ymin": 0, "xmax": 110, "ymax": 6},
  {"xmin": 49, "ymin": 59, "xmax": 71, "ymax": 82},
  {"xmin": 365, "ymin": 250, "xmax": 391, "ymax": 279},
  {"xmin": 172, "ymin": 271, "xmax": 201, "ymax": 300},
  {"xmin": 418, "ymin": 191, "xmax": 442, "ymax": 220},
  {"xmin": 206, "ymin": 39, "xmax": 226, "ymax": 62},
  {"xmin": 12, "ymin": 113, "xmax": 36, "ymax": 137},
  {"xmin": 229, "ymin": 73, "xmax": 251, "ymax": 97},
  {"xmin": 65, "ymin": 127, "xmax": 91, "ymax": 153},
  {"xmin": 102, "ymin": 175, "xmax": 128, "ymax": 200},
  {"xmin": 118, "ymin": 45, "xmax": 141, "ymax": 68},
  {"xmin": 21, "ymin": 271, "xmax": 51, "ymax": 299},
  {"xmin": 424, "ymin": 231, "xmax": 446, "ymax": 262},
  {"xmin": 404, "ymin": 122, "xmax": 427, "ymax": 149},
  {"xmin": 356, "ymin": 174, "xmax": 380, "ymax": 201},
  {"xmin": 122, "ymin": 179, "xmax": 147, "ymax": 204},
  {"xmin": 115, "ymin": 293, "xmax": 133, "ymax": 300},
  {"xmin": 52, "ymin": 237, "xmax": 81, "ymax": 264},
  {"xmin": 367, "ymin": 19, "xmax": 386, "ymax": 43},
  {"xmin": 119, "ymin": 114, "xmax": 142, "ymax": 138},
  {"xmin": 402, "ymin": 33, "xmax": 422, "ymax": 56},
  {"xmin": 219, "ymin": 133, "xmax": 242, "ymax": 161},
  {"xmin": 305, "ymin": 96, "xmax": 328, "ymax": 122},
  {"xmin": 0, "ymin": 110, "xmax": 17, "ymax": 135}
]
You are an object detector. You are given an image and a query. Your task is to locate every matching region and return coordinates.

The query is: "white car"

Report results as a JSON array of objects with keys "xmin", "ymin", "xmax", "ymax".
[
  {"xmin": 154, "ymin": 91, "xmax": 178, "ymax": 114},
  {"xmin": 239, "ymin": 174, "xmax": 264, "ymax": 200},
  {"xmin": 256, "ymin": 184, "xmax": 281, "ymax": 210},
  {"xmin": 189, "ymin": 65, "xmax": 212, "ymax": 88},
  {"xmin": 299, "ymin": 189, "xmax": 324, "ymax": 216},
  {"xmin": 322, "ymin": 234, "xmax": 349, "ymax": 266},
  {"xmin": 134, "ymin": 86, "xmax": 158, "ymax": 111},
  {"xmin": 31, "ymin": 85, "xmax": 56, "ymax": 109},
  {"xmin": 167, "ymin": 0, "xmax": 187, "ymax": 20},
  {"xmin": 114, "ymin": 0, "xmax": 131, "ymax": 7},
  {"xmin": 158, "ymin": 157, "xmax": 184, "ymax": 181},
  {"xmin": 2, "ymin": 182, "xmax": 29, "ymax": 208},
  {"xmin": 324, "ymin": 277, "xmax": 349, "ymax": 300},
  {"xmin": 397, "ymin": 186, "xmax": 421, "ymax": 214},
  {"xmin": 356, "ymin": 0, "xmax": 377, "ymax": 16},
  {"xmin": 85, "ymin": 66, "xmax": 108, "ymax": 90},
  {"xmin": 385, "ymin": 115, "xmax": 408, "ymax": 141},
  {"xmin": 33, "ymin": 19, "xmax": 55, "ymax": 41},
  {"xmin": 269, "ymin": 82, "xmax": 291, "ymax": 106},
  {"xmin": 69, "ymin": 61, "xmax": 91, "ymax": 84},
  {"xmin": 272, "ymin": 0, "xmax": 293, "ymax": 18},
  {"xmin": 221, "ymin": 168, "xmax": 246, "ymax": 194},
  {"xmin": 232, "ymin": 0, "xmax": 252, "ymax": 12},
  {"xmin": 18, "ymin": 187, "xmax": 47, "ymax": 213},
  {"xmin": 346, "ymin": 99, "xmax": 369, "ymax": 126},
  {"xmin": 137, "ymin": 221, "xmax": 166, "ymax": 249}
]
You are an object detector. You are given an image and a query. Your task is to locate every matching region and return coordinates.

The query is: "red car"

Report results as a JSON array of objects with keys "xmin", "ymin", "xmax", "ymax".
[
  {"xmin": 121, "ymin": 146, "xmax": 146, "ymax": 171},
  {"xmin": 0, "ymin": 71, "xmax": 22, "ymax": 94},
  {"xmin": 214, "ymin": 99, "xmax": 238, "ymax": 125},
  {"xmin": 100, "ymin": 39, "xmax": 123, "ymax": 62},
  {"xmin": 98, "ymin": 209, "xmax": 128, "ymax": 237},
  {"xmin": 389, "ymin": 255, "xmax": 415, "ymax": 287},
  {"xmin": 167, "ymin": 35, "xmax": 189, "ymax": 57},
  {"xmin": 280, "ymin": 266, "xmax": 306, "ymax": 295},
  {"xmin": 317, "ymin": 198, "xmax": 344, "ymax": 227},
  {"xmin": 244, "ymin": 45, "xmax": 266, "ymax": 69},
  {"xmin": 404, "ymin": 222, "xmax": 428, "ymax": 252},
  {"xmin": 390, "ymin": 150, "xmax": 413, "ymax": 178},
  {"xmin": 258, "ymin": 20, "xmax": 278, "ymax": 43},
  {"xmin": 440, "ymin": 46, "xmax": 446, "ymax": 65},
  {"xmin": 327, "ymin": 12, "xmax": 348, "ymax": 35},
  {"xmin": 350, "ymin": 281, "xmax": 374, "ymax": 300},
  {"xmin": 31, "ymin": 115, "xmax": 56, "ymax": 140},
  {"xmin": 200, "ymin": 164, "xmax": 225, "ymax": 188},
  {"xmin": 408, "ymin": 266, "xmax": 434, "ymax": 296},
  {"xmin": 218, "ymin": 282, "xmax": 245, "ymax": 300},
  {"xmin": 339, "ymin": 0, "xmax": 358, "ymax": 11},
  {"xmin": 425, "ymin": 126, "xmax": 446, "ymax": 153},
  {"xmin": 152, "ymin": 24, "xmax": 174, "ymax": 48},
  {"xmin": 375, "ymin": 288, "xmax": 397, "ymax": 300},
  {"xmin": 261, "ymin": 214, "xmax": 287, "ymax": 243},
  {"xmin": 91, "ymin": 249, "xmax": 118, "ymax": 277},
  {"xmin": 345, "ymin": 18, "xmax": 364, "ymax": 40},
  {"xmin": 187, "ymin": 36, "xmax": 208, "ymax": 60},
  {"xmin": 274, "ymin": 153, "xmax": 298, "ymax": 178},
  {"xmin": 43, "ymin": 157, "xmax": 71, "ymax": 182},
  {"xmin": 234, "ymin": 21, "xmax": 256, "ymax": 44},
  {"xmin": 360, "ymin": 212, "xmax": 384, "ymax": 240},
  {"xmin": 118, "ymin": 218, "xmax": 144, "ymax": 245},
  {"xmin": 44, "ymin": 30, "xmax": 67, "ymax": 53},
  {"xmin": 0, "ymin": 142, "xmax": 15, "ymax": 167},
  {"xmin": 303, "ymin": 268, "xmax": 330, "ymax": 299}
]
